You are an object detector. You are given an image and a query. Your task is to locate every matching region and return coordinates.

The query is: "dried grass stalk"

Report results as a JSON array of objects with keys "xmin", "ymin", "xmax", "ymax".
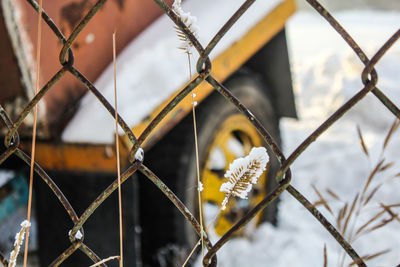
[
  {"xmin": 362, "ymin": 159, "xmax": 384, "ymax": 195},
  {"xmin": 89, "ymin": 256, "xmax": 120, "ymax": 267},
  {"xmin": 323, "ymin": 244, "xmax": 328, "ymax": 267},
  {"xmin": 348, "ymin": 249, "xmax": 390, "ymax": 266},
  {"xmin": 326, "ymin": 188, "xmax": 341, "ymax": 201},
  {"xmin": 383, "ymin": 119, "xmax": 400, "ymax": 150},
  {"xmin": 337, "ymin": 203, "xmax": 348, "ymax": 231},
  {"xmin": 312, "ymin": 185, "xmax": 334, "ymax": 215},
  {"xmin": 355, "ymin": 210, "xmax": 385, "ymax": 237},
  {"xmin": 342, "ymin": 193, "xmax": 359, "ymax": 236},
  {"xmin": 357, "ymin": 125, "xmax": 369, "ymax": 157},
  {"xmin": 378, "ymin": 161, "xmax": 394, "ymax": 172},
  {"xmin": 365, "ymin": 218, "xmax": 393, "ymax": 234},
  {"xmin": 363, "ymin": 183, "xmax": 383, "ymax": 206}
]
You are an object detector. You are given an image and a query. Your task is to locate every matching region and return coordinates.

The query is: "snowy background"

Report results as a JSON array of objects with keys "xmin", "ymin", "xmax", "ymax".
[{"xmin": 195, "ymin": 10, "xmax": 400, "ymax": 267}]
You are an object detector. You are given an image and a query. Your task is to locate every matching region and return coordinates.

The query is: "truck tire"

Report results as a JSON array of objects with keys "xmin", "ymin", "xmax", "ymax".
[{"xmin": 139, "ymin": 71, "xmax": 281, "ymax": 267}]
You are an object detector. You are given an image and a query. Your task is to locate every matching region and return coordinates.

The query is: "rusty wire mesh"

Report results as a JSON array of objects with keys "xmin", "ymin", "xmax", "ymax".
[{"xmin": 0, "ymin": 0, "xmax": 399, "ymax": 266}]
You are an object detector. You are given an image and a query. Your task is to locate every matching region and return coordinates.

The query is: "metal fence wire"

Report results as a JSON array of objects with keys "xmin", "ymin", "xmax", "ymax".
[{"xmin": 0, "ymin": 0, "xmax": 400, "ymax": 266}]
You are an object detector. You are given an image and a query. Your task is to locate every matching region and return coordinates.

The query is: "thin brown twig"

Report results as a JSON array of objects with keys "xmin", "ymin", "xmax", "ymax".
[
  {"xmin": 113, "ymin": 31, "xmax": 124, "ymax": 267},
  {"xmin": 323, "ymin": 244, "xmax": 327, "ymax": 267},
  {"xmin": 190, "ymin": 63, "xmax": 205, "ymax": 259},
  {"xmin": 182, "ymin": 206, "xmax": 223, "ymax": 266},
  {"xmin": 0, "ymin": 252, "xmax": 7, "ymax": 267},
  {"xmin": 89, "ymin": 256, "xmax": 121, "ymax": 267},
  {"xmin": 23, "ymin": 0, "xmax": 43, "ymax": 266}
]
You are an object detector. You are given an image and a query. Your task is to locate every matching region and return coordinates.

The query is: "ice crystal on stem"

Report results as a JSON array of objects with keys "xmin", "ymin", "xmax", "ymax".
[
  {"xmin": 8, "ymin": 220, "xmax": 31, "ymax": 267},
  {"xmin": 172, "ymin": 0, "xmax": 199, "ymax": 53},
  {"xmin": 220, "ymin": 147, "xmax": 269, "ymax": 210},
  {"xmin": 198, "ymin": 181, "xmax": 204, "ymax": 192}
]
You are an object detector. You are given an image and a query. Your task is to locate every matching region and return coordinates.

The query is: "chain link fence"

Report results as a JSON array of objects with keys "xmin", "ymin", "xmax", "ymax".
[{"xmin": 0, "ymin": 0, "xmax": 399, "ymax": 266}]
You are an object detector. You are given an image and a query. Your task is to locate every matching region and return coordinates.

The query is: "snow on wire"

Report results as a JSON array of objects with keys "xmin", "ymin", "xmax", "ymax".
[{"xmin": 220, "ymin": 147, "xmax": 269, "ymax": 210}]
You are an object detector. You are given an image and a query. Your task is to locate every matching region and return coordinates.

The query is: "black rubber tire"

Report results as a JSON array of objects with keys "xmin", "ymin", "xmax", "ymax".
[{"xmin": 139, "ymin": 71, "xmax": 281, "ymax": 267}]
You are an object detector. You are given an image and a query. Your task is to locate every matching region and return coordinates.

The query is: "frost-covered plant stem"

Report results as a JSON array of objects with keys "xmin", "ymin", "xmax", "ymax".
[
  {"xmin": 172, "ymin": 0, "xmax": 199, "ymax": 53},
  {"xmin": 220, "ymin": 147, "xmax": 269, "ymax": 210},
  {"xmin": 8, "ymin": 220, "xmax": 31, "ymax": 267},
  {"xmin": 183, "ymin": 147, "xmax": 269, "ymax": 265},
  {"xmin": 173, "ymin": 1, "xmax": 204, "ymax": 263}
]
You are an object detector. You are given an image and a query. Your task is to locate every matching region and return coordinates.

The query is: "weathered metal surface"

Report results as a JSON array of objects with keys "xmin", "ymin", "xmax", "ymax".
[
  {"xmin": 0, "ymin": 0, "xmax": 173, "ymax": 136},
  {"xmin": 19, "ymin": 141, "xmax": 129, "ymax": 173},
  {"xmin": 0, "ymin": 10, "xmax": 24, "ymax": 103}
]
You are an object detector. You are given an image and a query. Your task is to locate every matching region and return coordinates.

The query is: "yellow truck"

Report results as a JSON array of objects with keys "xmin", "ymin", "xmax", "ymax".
[{"xmin": 0, "ymin": 0, "xmax": 296, "ymax": 265}]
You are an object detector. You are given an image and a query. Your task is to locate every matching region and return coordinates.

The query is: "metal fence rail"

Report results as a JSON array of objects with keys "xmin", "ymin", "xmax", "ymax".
[{"xmin": 0, "ymin": 0, "xmax": 399, "ymax": 266}]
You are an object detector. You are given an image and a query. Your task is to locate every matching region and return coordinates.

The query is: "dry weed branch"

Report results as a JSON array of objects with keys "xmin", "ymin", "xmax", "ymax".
[
  {"xmin": 316, "ymin": 122, "xmax": 400, "ymax": 266},
  {"xmin": 89, "ymin": 256, "xmax": 121, "ymax": 267}
]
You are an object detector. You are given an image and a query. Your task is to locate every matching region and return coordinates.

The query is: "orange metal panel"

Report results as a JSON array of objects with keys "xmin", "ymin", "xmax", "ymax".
[{"xmin": 20, "ymin": 141, "xmax": 129, "ymax": 173}]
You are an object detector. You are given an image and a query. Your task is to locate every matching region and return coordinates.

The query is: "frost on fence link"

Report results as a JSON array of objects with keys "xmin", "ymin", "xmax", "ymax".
[
  {"xmin": 220, "ymin": 147, "xmax": 269, "ymax": 210},
  {"xmin": 68, "ymin": 229, "xmax": 83, "ymax": 241},
  {"xmin": 134, "ymin": 147, "xmax": 144, "ymax": 162}
]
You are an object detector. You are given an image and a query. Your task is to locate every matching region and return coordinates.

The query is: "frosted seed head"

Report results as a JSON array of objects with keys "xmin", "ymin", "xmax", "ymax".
[{"xmin": 219, "ymin": 147, "xmax": 269, "ymax": 208}]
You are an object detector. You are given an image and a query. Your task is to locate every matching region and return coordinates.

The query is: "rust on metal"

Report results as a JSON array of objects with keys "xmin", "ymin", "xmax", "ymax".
[
  {"xmin": 1, "ymin": 0, "xmax": 173, "ymax": 137},
  {"xmin": 0, "ymin": 11, "xmax": 25, "ymax": 103},
  {"xmin": 139, "ymin": 163, "xmax": 218, "ymax": 266},
  {"xmin": 50, "ymin": 241, "xmax": 82, "ymax": 267},
  {"xmin": 19, "ymin": 140, "xmax": 129, "ymax": 173},
  {"xmin": 69, "ymin": 162, "xmax": 139, "ymax": 240}
]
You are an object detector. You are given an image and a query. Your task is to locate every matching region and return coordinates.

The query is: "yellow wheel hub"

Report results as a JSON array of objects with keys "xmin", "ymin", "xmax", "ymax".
[{"xmin": 201, "ymin": 114, "xmax": 267, "ymax": 236}]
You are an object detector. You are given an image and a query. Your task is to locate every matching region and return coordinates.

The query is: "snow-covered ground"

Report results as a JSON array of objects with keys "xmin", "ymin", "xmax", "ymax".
[{"xmin": 196, "ymin": 11, "xmax": 400, "ymax": 267}]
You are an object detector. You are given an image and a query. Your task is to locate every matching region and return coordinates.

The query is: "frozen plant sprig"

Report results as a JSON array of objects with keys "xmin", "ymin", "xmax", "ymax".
[
  {"xmin": 8, "ymin": 220, "xmax": 31, "ymax": 267},
  {"xmin": 182, "ymin": 147, "xmax": 269, "ymax": 266},
  {"xmin": 220, "ymin": 147, "xmax": 269, "ymax": 210},
  {"xmin": 172, "ymin": 0, "xmax": 199, "ymax": 53},
  {"xmin": 198, "ymin": 181, "xmax": 203, "ymax": 192}
]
